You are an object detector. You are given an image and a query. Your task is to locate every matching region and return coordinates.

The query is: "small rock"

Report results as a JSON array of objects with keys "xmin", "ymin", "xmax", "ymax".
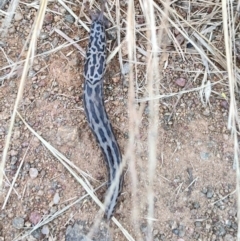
[
  {"xmin": 41, "ymin": 225, "xmax": 49, "ymax": 235},
  {"xmin": 44, "ymin": 13, "xmax": 54, "ymax": 24},
  {"xmin": 202, "ymin": 108, "xmax": 210, "ymax": 116},
  {"xmin": 107, "ymin": 27, "xmax": 117, "ymax": 40},
  {"xmin": 25, "ymin": 221, "xmax": 32, "ymax": 227},
  {"xmin": 122, "ymin": 63, "xmax": 130, "ymax": 75},
  {"xmin": 193, "ymin": 202, "xmax": 200, "ymax": 209},
  {"xmin": 206, "ymin": 189, "xmax": 214, "ymax": 199},
  {"xmin": 112, "ymin": 76, "xmax": 120, "ymax": 83},
  {"xmin": 65, "ymin": 14, "xmax": 75, "ymax": 23},
  {"xmin": 29, "ymin": 168, "xmax": 39, "ymax": 179},
  {"xmin": 202, "ymin": 187, "xmax": 208, "ymax": 194},
  {"xmin": 172, "ymin": 228, "xmax": 179, "ymax": 235},
  {"xmin": 10, "ymin": 150, "xmax": 18, "ymax": 156},
  {"xmin": 11, "ymin": 156, "xmax": 18, "ymax": 165},
  {"xmin": 140, "ymin": 223, "xmax": 147, "ymax": 233},
  {"xmin": 200, "ymin": 152, "xmax": 210, "ymax": 160},
  {"xmin": 56, "ymin": 126, "xmax": 79, "ymax": 147},
  {"xmin": 12, "ymin": 217, "xmax": 24, "ymax": 229},
  {"xmin": 53, "ymin": 192, "xmax": 60, "ymax": 204},
  {"xmin": 28, "ymin": 69, "xmax": 36, "ymax": 77},
  {"xmin": 194, "ymin": 221, "xmax": 202, "ymax": 227},
  {"xmin": 14, "ymin": 12, "xmax": 23, "ymax": 21},
  {"xmin": 29, "ymin": 211, "xmax": 41, "ymax": 225},
  {"xmin": 9, "ymin": 26, "xmax": 15, "ymax": 34},
  {"xmin": 221, "ymin": 100, "xmax": 229, "ymax": 109},
  {"xmin": 42, "ymin": 91, "xmax": 50, "ymax": 99},
  {"xmin": 39, "ymin": 32, "xmax": 49, "ymax": 40},
  {"xmin": 52, "ymin": 37, "xmax": 59, "ymax": 47},
  {"xmin": 175, "ymin": 78, "xmax": 186, "ymax": 87},
  {"xmin": 217, "ymin": 225, "xmax": 226, "ymax": 236},
  {"xmin": 66, "ymin": 222, "xmax": 91, "ymax": 241}
]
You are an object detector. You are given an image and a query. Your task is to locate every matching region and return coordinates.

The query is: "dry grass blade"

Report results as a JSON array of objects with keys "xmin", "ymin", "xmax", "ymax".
[
  {"xmin": 138, "ymin": 80, "xmax": 221, "ymax": 102},
  {"xmin": 17, "ymin": 111, "xmax": 134, "ymax": 241},
  {"xmin": 144, "ymin": 0, "xmax": 161, "ymax": 239},
  {"xmin": 58, "ymin": 0, "xmax": 89, "ymax": 32},
  {"xmin": 0, "ymin": 0, "xmax": 48, "ymax": 196},
  {"xmin": 222, "ymin": 0, "xmax": 240, "ymax": 239},
  {"xmin": 54, "ymin": 27, "xmax": 86, "ymax": 57},
  {"xmin": 2, "ymin": 141, "xmax": 31, "ymax": 209},
  {"xmin": 0, "ymin": 0, "xmax": 19, "ymax": 37},
  {"xmin": 14, "ymin": 190, "xmax": 97, "ymax": 240}
]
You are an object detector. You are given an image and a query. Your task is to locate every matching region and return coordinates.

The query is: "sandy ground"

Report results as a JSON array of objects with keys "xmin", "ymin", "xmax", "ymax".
[{"xmin": 0, "ymin": 1, "xmax": 238, "ymax": 241}]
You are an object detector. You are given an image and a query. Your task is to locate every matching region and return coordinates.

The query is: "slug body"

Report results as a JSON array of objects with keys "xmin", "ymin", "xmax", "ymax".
[{"xmin": 83, "ymin": 12, "xmax": 123, "ymax": 220}]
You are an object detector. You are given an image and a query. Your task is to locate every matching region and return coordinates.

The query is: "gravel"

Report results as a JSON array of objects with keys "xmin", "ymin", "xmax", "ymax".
[
  {"xmin": 12, "ymin": 217, "xmax": 24, "ymax": 229},
  {"xmin": 65, "ymin": 14, "xmax": 75, "ymax": 23},
  {"xmin": 29, "ymin": 168, "xmax": 39, "ymax": 179}
]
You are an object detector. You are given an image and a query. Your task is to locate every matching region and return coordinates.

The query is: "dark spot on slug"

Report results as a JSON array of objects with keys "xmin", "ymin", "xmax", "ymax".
[
  {"xmin": 107, "ymin": 145, "xmax": 115, "ymax": 168},
  {"xmin": 112, "ymin": 142, "xmax": 121, "ymax": 164},
  {"xmin": 98, "ymin": 127, "xmax": 107, "ymax": 143},
  {"xmin": 98, "ymin": 55, "xmax": 105, "ymax": 75},
  {"xmin": 90, "ymin": 65, "xmax": 95, "ymax": 76},
  {"xmin": 92, "ymin": 54, "xmax": 97, "ymax": 65},
  {"xmin": 89, "ymin": 99, "xmax": 99, "ymax": 124},
  {"xmin": 95, "ymin": 84, "xmax": 101, "ymax": 97},
  {"xmin": 87, "ymin": 84, "xmax": 92, "ymax": 96}
]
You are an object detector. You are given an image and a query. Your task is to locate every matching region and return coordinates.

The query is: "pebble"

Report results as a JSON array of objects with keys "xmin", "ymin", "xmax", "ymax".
[
  {"xmin": 202, "ymin": 108, "xmax": 210, "ymax": 116},
  {"xmin": 12, "ymin": 217, "xmax": 24, "ymax": 229},
  {"xmin": 9, "ymin": 27, "xmax": 15, "ymax": 34},
  {"xmin": 178, "ymin": 225, "xmax": 185, "ymax": 237},
  {"xmin": 172, "ymin": 228, "xmax": 179, "ymax": 235},
  {"xmin": 39, "ymin": 32, "xmax": 49, "ymax": 40},
  {"xmin": 175, "ymin": 78, "xmax": 186, "ymax": 87},
  {"xmin": 14, "ymin": 12, "xmax": 23, "ymax": 21},
  {"xmin": 66, "ymin": 222, "xmax": 91, "ymax": 241},
  {"xmin": 200, "ymin": 152, "xmax": 210, "ymax": 160},
  {"xmin": 53, "ymin": 192, "xmax": 60, "ymax": 204},
  {"xmin": 195, "ymin": 221, "xmax": 202, "ymax": 227},
  {"xmin": 56, "ymin": 126, "xmax": 79, "ymax": 147},
  {"xmin": 107, "ymin": 27, "xmax": 117, "ymax": 40},
  {"xmin": 44, "ymin": 13, "xmax": 54, "ymax": 24},
  {"xmin": 41, "ymin": 225, "xmax": 49, "ymax": 235},
  {"xmin": 122, "ymin": 63, "xmax": 130, "ymax": 75},
  {"xmin": 221, "ymin": 100, "xmax": 229, "ymax": 109},
  {"xmin": 206, "ymin": 189, "xmax": 214, "ymax": 199},
  {"xmin": 29, "ymin": 168, "xmax": 39, "ymax": 179},
  {"xmin": 193, "ymin": 201, "xmax": 200, "ymax": 209},
  {"xmin": 29, "ymin": 211, "xmax": 41, "ymax": 225},
  {"xmin": 65, "ymin": 14, "xmax": 75, "ymax": 24},
  {"xmin": 10, "ymin": 150, "xmax": 18, "ymax": 156}
]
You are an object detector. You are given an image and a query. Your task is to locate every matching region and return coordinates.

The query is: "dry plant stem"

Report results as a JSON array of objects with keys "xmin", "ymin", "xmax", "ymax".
[
  {"xmin": 2, "ymin": 140, "xmax": 31, "ymax": 209},
  {"xmin": 222, "ymin": 0, "xmax": 240, "ymax": 239},
  {"xmin": 138, "ymin": 80, "xmax": 221, "ymax": 102},
  {"xmin": 14, "ymin": 187, "xmax": 102, "ymax": 241},
  {"xmin": 54, "ymin": 28, "xmax": 86, "ymax": 57},
  {"xmin": 116, "ymin": 0, "xmax": 123, "ymax": 72},
  {"xmin": 17, "ymin": 111, "xmax": 134, "ymax": 241},
  {"xmin": 58, "ymin": 0, "xmax": 89, "ymax": 32},
  {"xmin": 144, "ymin": 0, "xmax": 161, "ymax": 239},
  {"xmin": 126, "ymin": 0, "xmax": 143, "ymax": 239},
  {"xmin": 0, "ymin": 0, "xmax": 19, "ymax": 37},
  {"xmin": 0, "ymin": 0, "xmax": 48, "ymax": 194}
]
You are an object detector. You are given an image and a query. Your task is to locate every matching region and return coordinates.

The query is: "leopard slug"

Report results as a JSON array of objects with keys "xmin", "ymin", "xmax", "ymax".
[{"xmin": 83, "ymin": 7, "xmax": 123, "ymax": 220}]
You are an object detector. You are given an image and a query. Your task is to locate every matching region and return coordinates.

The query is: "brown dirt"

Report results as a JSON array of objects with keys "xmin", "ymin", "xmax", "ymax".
[{"xmin": 0, "ymin": 1, "xmax": 237, "ymax": 241}]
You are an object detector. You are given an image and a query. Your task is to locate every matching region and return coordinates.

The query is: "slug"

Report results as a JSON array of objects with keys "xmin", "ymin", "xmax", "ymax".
[{"xmin": 83, "ymin": 6, "xmax": 123, "ymax": 220}]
